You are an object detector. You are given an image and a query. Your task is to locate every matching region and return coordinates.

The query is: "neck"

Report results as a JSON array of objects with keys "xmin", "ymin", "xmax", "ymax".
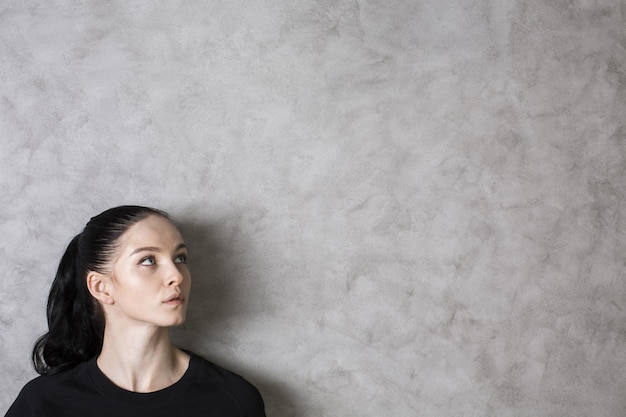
[{"xmin": 97, "ymin": 324, "xmax": 190, "ymax": 393}]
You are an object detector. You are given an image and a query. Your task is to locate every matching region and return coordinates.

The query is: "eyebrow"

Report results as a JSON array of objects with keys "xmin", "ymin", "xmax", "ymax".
[{"xmin": 130, "ymin": 243, "xmax": 187, "ymax": 257}]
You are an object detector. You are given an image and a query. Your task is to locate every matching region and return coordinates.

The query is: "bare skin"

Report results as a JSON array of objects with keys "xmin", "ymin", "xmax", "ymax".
[
  {"xmin": 86, "ymin": 215, "xmax": 192, "ymax": 392},
  {"xmin": 96, "ymin": 328, "xmax": 189, "ymax": 392}
]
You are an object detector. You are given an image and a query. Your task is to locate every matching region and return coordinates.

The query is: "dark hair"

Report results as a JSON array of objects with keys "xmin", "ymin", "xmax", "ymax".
[{"xmin": 32, "ymin": 205, "xmax": 170, "ymax": 375}]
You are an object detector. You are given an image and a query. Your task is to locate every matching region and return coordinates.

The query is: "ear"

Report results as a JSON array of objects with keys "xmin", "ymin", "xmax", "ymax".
[{"xmin": 86, "ymin": 271, "xmax": 114, "ymax": 305}]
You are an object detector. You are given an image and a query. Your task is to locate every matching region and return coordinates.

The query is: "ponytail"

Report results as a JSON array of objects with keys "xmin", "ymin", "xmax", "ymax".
[{"xmin": 32, "ymin": 233, "xmax": 104, "ymax": 375}]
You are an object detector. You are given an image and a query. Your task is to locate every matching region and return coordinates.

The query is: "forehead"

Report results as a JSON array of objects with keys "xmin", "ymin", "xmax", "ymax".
[{"xmin": 117, "ymin": 215, "xmax": 184, "ymax": 252}]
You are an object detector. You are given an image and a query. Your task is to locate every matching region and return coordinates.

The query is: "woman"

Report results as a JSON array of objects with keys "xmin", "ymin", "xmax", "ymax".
[{"xmin": 5, "ymin": 206, "xmax": 266, "ymax": 416}]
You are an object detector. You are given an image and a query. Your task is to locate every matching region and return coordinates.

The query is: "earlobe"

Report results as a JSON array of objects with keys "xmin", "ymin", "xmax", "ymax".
[{"xmin": 86, "ymin": 272, "xmax": 114, "ymax": 305}]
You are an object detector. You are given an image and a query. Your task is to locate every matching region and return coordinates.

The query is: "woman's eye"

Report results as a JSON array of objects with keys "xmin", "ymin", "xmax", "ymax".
[
  {"xmin": 140, "ymin": 256, "xmax": 156, "ymax": 266},
  {"xmin": 175, "ymin": 254, "xmax": 188, "ymax": 264}
]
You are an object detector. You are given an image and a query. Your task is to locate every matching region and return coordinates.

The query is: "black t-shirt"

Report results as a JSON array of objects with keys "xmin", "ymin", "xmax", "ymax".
[{"xmin": 5, "ymin": 352, "xmax": 266, "ymax": 417}]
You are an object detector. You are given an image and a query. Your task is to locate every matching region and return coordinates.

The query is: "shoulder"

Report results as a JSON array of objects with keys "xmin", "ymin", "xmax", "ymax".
[
  {"xmin": 5, "ymin": 361, "xmax": 92, "ymax": 416},
  {"xmin": 5, "ymin": 376, "xmax": 47, "ymax": 416},
  {"xmin": 188, "ymin": 351, "xmax": 266, "ymax": 417}
]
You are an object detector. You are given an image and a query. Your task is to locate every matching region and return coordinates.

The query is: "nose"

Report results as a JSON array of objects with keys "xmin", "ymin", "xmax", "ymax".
[{"xmin": 166, "ymin": 262, "xmax": 185, "ymax": 286}]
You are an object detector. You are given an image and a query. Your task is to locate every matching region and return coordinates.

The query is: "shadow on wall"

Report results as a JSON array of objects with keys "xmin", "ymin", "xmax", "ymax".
[{"xmin": 171, "ymin": 219, "xmax": 298, "ymax": 417}]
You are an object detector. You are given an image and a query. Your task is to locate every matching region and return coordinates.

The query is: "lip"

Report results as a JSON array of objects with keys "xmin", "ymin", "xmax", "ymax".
[{"xmin": 163, "ymin": 293, "xmax": 185, "ymax": 303}]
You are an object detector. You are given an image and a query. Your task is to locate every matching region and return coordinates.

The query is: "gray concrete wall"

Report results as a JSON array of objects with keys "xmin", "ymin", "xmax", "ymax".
[{"xmin": 1, "ymin": 1, "xmax": 625, "ymax": 416}]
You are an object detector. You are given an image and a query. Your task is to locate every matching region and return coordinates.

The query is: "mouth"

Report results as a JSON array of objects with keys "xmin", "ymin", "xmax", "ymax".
[{"xmin": 163, "ymin": 294, "xmax": 185, "ymax": 304}]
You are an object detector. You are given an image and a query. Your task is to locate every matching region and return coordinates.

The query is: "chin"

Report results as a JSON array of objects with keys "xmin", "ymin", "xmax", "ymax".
[
  {"xmin": 167, "ymin": 315, "xmax": 187, "ymax": 327},
  {"xmin": 151, "ymin": 313, "xmax": 187, "ymax": 328}
]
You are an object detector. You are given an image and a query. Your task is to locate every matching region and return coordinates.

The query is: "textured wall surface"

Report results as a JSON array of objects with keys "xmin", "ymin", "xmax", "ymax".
[{"xmin": 1, "ymin": 1, "xmax": 625, "ymax": 416}]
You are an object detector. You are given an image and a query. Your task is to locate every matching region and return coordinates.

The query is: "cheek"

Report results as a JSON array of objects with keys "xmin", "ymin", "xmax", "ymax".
[
  {"xmin": 117, "ymin": 281, "xmax": 149, "ymax": 300},
  {"xmin": 111, "ymin": 270, "xmax": 152, "ymax": 298},
  {"xmin": 182, "ymin": 269, "xmax": 192, "ymax": 292}
]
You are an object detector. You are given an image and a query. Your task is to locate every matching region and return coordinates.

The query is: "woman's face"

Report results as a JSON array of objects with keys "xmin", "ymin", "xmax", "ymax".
[{"xmin": 104, "ymin": 215, "xmax": 191, "ymax": 329}]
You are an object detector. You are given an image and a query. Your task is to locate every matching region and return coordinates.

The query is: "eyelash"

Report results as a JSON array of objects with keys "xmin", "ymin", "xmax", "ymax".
[{"xmin": 139, "ymin": 254, "xmax": 188, "ymax": 266}]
